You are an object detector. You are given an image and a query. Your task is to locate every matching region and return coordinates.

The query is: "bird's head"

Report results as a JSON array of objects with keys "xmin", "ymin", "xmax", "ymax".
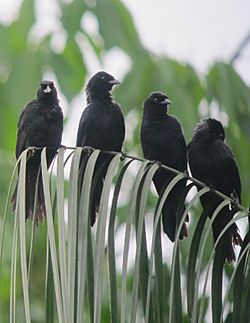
[
  {"xmin": 194, "ymin": 118, "xmax": 225, "ymax": 143},
  {"xmin": 86, "ymin": 71, "xmax": 120, "ymax": 102},
  {"xmin": 144, "ymin": 92, "xmax": 171, "ymax": 115},
  {"xmin": 37, "ymin": 80, "xmax": 57, "ymax": 100}
]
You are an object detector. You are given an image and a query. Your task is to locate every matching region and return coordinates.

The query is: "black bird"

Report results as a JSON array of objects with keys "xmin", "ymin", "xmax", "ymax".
[
  {"xmin": 11, "ymin": 80, "xmax": 63, "ymax": 222},
  {"xmin": 76, "ymin": 71, "xmax": 125, "ymax": 225},
  {"xmin": 188, "ymin": 118, "xmax": 242, "ymax": 262},
  {"xmin": 140, "ymin": 92, "xmax": 188, "ymax": 242}
]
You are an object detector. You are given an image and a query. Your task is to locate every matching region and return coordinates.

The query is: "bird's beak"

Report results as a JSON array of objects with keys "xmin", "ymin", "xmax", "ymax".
[
  {"xmin": 43, "ymin": 85, "xmax": 52, "ymax": 93},
  {"xmin": 160, "ymin": 99, "xmax": 171, "ymax": 105},
  {"xmin": 109, "ymin": 78, "xmax": 120, "ymax": 85}
]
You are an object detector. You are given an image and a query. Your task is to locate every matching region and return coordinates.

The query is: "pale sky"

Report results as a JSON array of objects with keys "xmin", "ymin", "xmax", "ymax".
[
  {"xmin": 0, "ymin": 0, "xmax": 249, "ymax": 83},
  {"xmin": 123, "ymin": 0, "xmax": 250, "ymax": 83}
]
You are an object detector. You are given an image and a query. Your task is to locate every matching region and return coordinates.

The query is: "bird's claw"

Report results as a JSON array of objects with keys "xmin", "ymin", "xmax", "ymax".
[
  {"xmin": 59, "ymin": 144, "xmax": 67, "ymax": 151},
  {"xmin": 183, "ymin": 169, "xmax": 189, "ymax": 178},
  {"xmin": 28, "ymin": 146, "xmax": 36, "ymax": 156},
  {"xmin": 150, "ymin": 160, "xmax": 162, "ymax": 167},
  {"xmin": 120, "ymin": 151, "xmax": 127, "ymax": 161},
  {"xmin": 230, "ymin": 193, "xmax": 239, "ymax": 209},
  {"xmin": 83, "ymin": 146, "xmax": 95, "ymax": 156},
  {"xmin": 209, "ymin": 184, "xmax": 215, "ymax": 192}
]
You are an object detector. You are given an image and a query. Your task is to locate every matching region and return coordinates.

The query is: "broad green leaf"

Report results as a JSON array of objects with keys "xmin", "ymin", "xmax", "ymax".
[
  {"xmin": 93, "ymin": 0, "xmax": 142, "ymax": 54},
  {"xmin": 60, "ymin": 1, "xmax": 86, "ymax": 36},
  {"xmin": 52, "ymin": 39, "xmax": 86, "ymax": 101}
]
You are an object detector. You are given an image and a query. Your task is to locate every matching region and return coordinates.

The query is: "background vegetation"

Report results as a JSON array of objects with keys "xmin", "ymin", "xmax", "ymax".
[{"xmin": 0, "ymin": 0, "xmax": 250, "ymax": 322}]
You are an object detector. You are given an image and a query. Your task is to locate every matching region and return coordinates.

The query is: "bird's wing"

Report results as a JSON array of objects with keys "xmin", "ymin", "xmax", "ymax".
[
  {"xmin": 15, "ymin": 107, "xmax": 29, "ymax": 158},
  {"xmin": 77, "ymin": 103, "xmax": 125, "ymax": 151},
  {"xmin": 177, "ymin": 132, "xmax": 188, "ymax": 164},
  {"xmin": 76, "ymin": 105, "xmax": 102, "ymax": 148},
  {"xmin": 213, "ymin": 141, "xmax": 241, "ymax": 202},
  {"xmin": 166, "ymin": 121, "xmax": 187, "ymax": 171},
  {"xmin": 76, "ymin": 107, "xmax": 90, "ymax": 147}
]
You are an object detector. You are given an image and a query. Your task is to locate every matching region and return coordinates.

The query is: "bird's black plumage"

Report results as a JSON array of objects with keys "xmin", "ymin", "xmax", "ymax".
[
  {"xmin": 188, "ymin": 118, "xmax": 242, "ymax": 262},
  {"xmin": 140, "ymin": 92, "xmax": 188, "ymax": 241},
  {"xmin": 76, "ymin": 71, "xmax": 125, "ymax": 225},
  {"xmin": 11, "ymin": 80, "xmax": 63, "ymax": 221}
]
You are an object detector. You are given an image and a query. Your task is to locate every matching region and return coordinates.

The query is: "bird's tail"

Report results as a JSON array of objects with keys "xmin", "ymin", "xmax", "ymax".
[
  {"xmin": 212, "ymin": 207, "xmax": 242, "ymax": 263},
  {"xmin": 90, "ymin": 154, "xmax": 112, "ymax": 225},
  {"xmin": 11, "ymin": 164, "xmax": 46, "ymax": 222},
  {"xmin": 78, "ymin": 152, "xmax": 111, "ymax": 226},
  {"xmin": 161, "ymin": 189, "xmax": 188, "ymax": 242},
  {"xmin": 11, "ymin": 185, "xmax": 17, "ymax": 213},
  {"xmin": 90, "ymin": 175, "xmax": 104, "ymax": 225}
]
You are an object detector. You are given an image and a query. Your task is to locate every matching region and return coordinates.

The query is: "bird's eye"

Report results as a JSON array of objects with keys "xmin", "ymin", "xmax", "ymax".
[
  {"xmin": 154, "ymin": 98, "xmax": 158, "ymax": 102},
  {"xmin": 101, "ymin": 76, "xmax": 105, "ymax": 80}
]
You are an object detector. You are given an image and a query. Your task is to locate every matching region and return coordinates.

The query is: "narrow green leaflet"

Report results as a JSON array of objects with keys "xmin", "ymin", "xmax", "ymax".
[
  {"xmin": 77, "ymin": 149, "xmax": 100, "ymax": 323},
  {"xmin": 94, "ymin": 153, "xmax": 122, "ymax": 323},
  {"xmin": 18, "ymin": 149, "xmax": 31, "ymax": 323},
  {"xmin": 108, "ymin": 160, "xmax": 133, "ymax": 323},
  {"xmin": 41, "ymin": 149, "xmax": 64, "ymax": 323},
  {"xmin": 120, "ymin": 160, "xmax": 149, "ymax": 323}
]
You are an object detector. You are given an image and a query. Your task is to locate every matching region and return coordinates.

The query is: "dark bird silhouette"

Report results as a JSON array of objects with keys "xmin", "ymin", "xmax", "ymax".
[
  {"xmin": 140, "ymin": 92, "xmax": 188, "ymax": 242},
  {"xmin": 76, "ymin": 71, "xmax": 125, "ymax": 225},
  {"xmin": 188, "ymin": 118, "xmax": 242, "ymax": 262},
  {"xmin": 11, "ymin": 80, "xmax": 63, "ymax": 222}
]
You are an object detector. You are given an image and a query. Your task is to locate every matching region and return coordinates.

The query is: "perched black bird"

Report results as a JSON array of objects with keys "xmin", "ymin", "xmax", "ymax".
[
  {"xmin": 188, "ymin": 118, "xmax": 242, "ymax": 262},
  {"xmin": 76, "ymin": 71, "xmax": 125, "ymax": 225},
  {"xmin": 11, "ymin": 80, "xmax": 63, "ymax": 222},
  {"xmin": 140, "ymin": 92, "xmax": 188, "ymax": 242}
]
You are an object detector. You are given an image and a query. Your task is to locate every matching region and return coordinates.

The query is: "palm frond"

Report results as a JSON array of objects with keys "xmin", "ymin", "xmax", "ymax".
[{"xmin": 1, "ymin": 147, "xmax": 249, "ymax": 323}]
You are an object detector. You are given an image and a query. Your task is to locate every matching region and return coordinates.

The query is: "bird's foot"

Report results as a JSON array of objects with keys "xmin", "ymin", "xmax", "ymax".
[
  {"xmin": 183, "ymin": 169, "xmax": 189, "ymax": 178},
  {"xmin": 120, "ymin": 151, "xmax": 127, "ymax": 161},
  {"xmin": 59, "ymin": 144, "xmax": 67, "ymax": 151},
  {"xmin": 83, "ymin": 146, "xmax": 95, "ymax": 156},
  {"xmin": 208, "ymin": 184, "xmax": 215, "ymax": 192},
  {"xmin": 229, "ymin": 192, "xmax": 239, "ymax": 209},
  {"xmin": 150, "ymin": 160, "xmax": 162, "ymax": 167},
  {"xmin": 28, "ymin": 146, "xmax": 37, "ymax": 156}
]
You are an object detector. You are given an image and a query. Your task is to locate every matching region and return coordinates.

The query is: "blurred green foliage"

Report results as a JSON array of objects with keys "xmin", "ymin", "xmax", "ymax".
[{"xmin": 0, "ymin": 0, "xmax": 250, "ymax": 322}]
